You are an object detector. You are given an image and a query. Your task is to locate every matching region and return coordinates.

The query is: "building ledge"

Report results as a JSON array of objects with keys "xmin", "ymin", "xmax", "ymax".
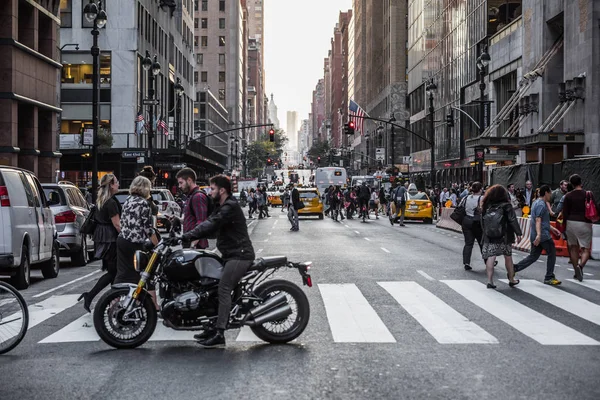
[{"xmin": 465, "ymin": 131, "xmax": 585, "ymax": 149}]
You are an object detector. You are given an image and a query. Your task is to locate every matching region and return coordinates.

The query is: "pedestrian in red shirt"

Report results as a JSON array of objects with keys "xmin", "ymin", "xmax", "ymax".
[{"xmin": 176, "ymin": 168, "xmax": 209, "ymax": 249}]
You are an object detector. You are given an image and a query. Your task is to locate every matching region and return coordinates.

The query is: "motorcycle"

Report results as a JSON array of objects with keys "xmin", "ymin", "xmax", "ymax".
[{"xmin": 93, "ymin": 219, "xmax": 313, "ymax": 349}]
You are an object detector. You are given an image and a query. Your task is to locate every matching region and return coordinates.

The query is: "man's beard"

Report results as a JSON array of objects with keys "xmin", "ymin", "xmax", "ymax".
[
  {"xmin": 213, "ymin": 192, "xmax": 222, "ymax": 203},
  {"xmin": 182, "ymin": 183, "xmax": 191, "ymax": 194}
]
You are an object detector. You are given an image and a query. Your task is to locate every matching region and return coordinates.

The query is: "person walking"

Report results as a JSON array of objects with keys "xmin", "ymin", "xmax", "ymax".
[
  {"xmin": 562, "ymin": 174, "xmax": 597, "ymax": 281},
  {"xmin": 461, "ymin": 182, "xmax": 484, "ymax": 271},
  {"xmin": 176, "ymin": 167, "xmax": 209, "ymax": 250},
  {"xmin": 378, "ymin": 186, "xmax": 387, "ymax": 215},
  {"xmin": 393, "ymin": 183, "xmax": 407, "ymax": 226},
  {"xmin": 262, "ymin": 186, "xmax": 271, "ymax": 217},
  {"xmin": 138, "ymin": 165, "xmax": 158, "ymax": 219},
  {"xmin": 513, "ymin": 185, "xmax": 562, "ymax": 285},
  {"xmin": 256, "ymin": 187, "xmax": 266, "ymax": 219},
  {"xmin": 289, "ymin": 184, "xmax": 301, "ymax": 231},
  {"xmin": 370, "ymin": 188, "xmax": 379, "ymax": 219},
  {"xmin": 282, "ymin": 188, "xmax": 290, "ymax": 212},
  {"xmin": 78, "ymin": 174, "xmax": 121, "ymax": 312},
  {"xmin": 550, "ymin": 180, "xmax": 568, "ymax": 217},
  {"xmin": 481, "ymin": 184, "xmax": 522, "ymax": 289},
  {"xmin": 507, "ymin": 183, "xmax": 522, "ymax": 217}
]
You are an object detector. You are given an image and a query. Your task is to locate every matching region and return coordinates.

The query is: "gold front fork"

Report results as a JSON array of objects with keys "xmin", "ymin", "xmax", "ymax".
[{"xmin": 132, "ymin": 252, "xmax": 159, "ymax": 300}]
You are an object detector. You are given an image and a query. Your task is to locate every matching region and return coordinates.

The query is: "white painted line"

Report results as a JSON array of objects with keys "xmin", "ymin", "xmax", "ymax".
[
  {"xmin": 33, "ymin": 270, "xmax": 101, "ymax": 298},
  {"xmin": 537, "ymin": 260, "xmax": 544, "ymax": 263},
  {"xmin": 567, "ymin": 279, "xmax": 600, "ymax": 292},
  {"xmin": 318, "ymin": 284, "xmax": 395, "ymax": 343},
  {"xmin": 416, "ymin": 270, "xmax": 435, "ymax": 281},
  {"xmin": 354, "ymin": 231, "xmax": 360, "ymax": 234},
  {"xmin": 236, "ymin": 326, "xmax": 263, "ymax": 342},
  {"xmin": 256, "ymin": 248, "xmax": 263, "ymax": 254},
  {"xmin": 442, "ymin": 280, "xmax": 598, "ymax": 345},
  {"xmin": 583, "ymin": 273, "xmax": 593, "ymax": 276},
  {"xmin": 567, "ymin": 268, "xmax": 574, "ymax": 271},
  {"xmin": 379, "ymin": 282, "xmax": 497, "ymax": 344},
  {"xmin": 344, "ymin": 224, "xmax": 349, "ymax": 228},
  {"xmin": 264, "ymin": 239, "xmax": 269, "ymax": 242},
  {"xmin": 364, "ymin": 237, "xmax": 371, "ymax": 241},
  {"xmin": 39, "ymin": 313, "xmax": 99, "ymax": 343},
  {"xmin": 500, "ymin": 279, "xmax": 600, "ymax": 326},
  {"xmin": 381, "ymin": 247, "xmax": 391, "ymax": 253},
  {"xmin": 247, "ymin": 220, "xmax": 256, "ymax": 227},
  {"xmin": 274, "ymin": 220, "xmax": 279, "ymax": 225},
  {"xmin": 268, "ymin": 232, "xmax": 272, "ymax": 236}
]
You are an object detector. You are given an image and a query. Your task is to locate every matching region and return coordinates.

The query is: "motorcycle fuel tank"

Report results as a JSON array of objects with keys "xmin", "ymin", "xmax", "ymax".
[{"xmin": 164, "ymin": 249, "xmax": 224, "ymax": 282}]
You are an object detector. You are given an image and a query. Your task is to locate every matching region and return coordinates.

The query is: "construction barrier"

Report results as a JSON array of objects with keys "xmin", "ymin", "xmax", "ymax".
[
  {"xmin": 435, "ymin": 207, "xmax": 462, "ymax": 233},
  {"xmin": 512, "ymin": 217, "xmax": 531, "ymax": 252}
]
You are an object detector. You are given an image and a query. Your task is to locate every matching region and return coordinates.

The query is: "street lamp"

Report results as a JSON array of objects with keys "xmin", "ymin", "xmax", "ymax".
[
  {"xmin": 174, "ymin": 78, "xmax": 184, "ymax": 155},
  {"xmin": 84, "ymin": 0, "xmax": 107, "ymax": 203},
  {"xmin": 364, "ymin": 131, "xmax": 371, "ymax": 173},
  {"xmin": 389, "ymin": 113, "xmax": 397, "ymax": 168},
  {"xmin": 142, "ymin": 51, "xmax": 161, "ymax": 168},
  {"xmin": 426, "ymin": 78, "xmax": 437, "ymax": 188},
  {"xmin": 476, "ymin": 47, "xmax": 491, "ymax": 183}
]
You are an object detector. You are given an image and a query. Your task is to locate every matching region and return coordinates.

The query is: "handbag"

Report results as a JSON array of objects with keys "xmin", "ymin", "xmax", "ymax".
[
  {"xmin": 555, "ymin": 212, "xmax": 566, "ymax": 233},
  {"xmin": 80, "ymin": 205, "xmax": 97, "ymax": 235},
  {"xmin": 450, "ymin": 197, "xmax": 466, "ymax": 225},
  {"xmin": 585, "ymin": 191, "xmax": 599, "ymax": 222}
]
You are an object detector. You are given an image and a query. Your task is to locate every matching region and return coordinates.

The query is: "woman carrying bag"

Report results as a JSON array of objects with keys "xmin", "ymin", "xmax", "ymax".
[{"xmin": 481, "ymin": 184, "xmax": 522, "ymax": 289}]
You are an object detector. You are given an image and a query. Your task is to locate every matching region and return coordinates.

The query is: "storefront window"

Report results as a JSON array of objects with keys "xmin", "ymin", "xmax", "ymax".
[{"xmin": 61, "ymin": 53, "xmax": 111, "ymax": 84}]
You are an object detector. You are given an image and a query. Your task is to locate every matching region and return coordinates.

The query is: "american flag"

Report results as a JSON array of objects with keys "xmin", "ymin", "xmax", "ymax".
[
  {"xmin": 349, "ymin": 99, "xmax": 369, "ymax": 135},
  {"xmin": 135, "ymin": 110, "xmax": 145, "ymax": 135},
  {"xmin": 157, "ymin": 117, "xmax": 169, "ymax": 136}
]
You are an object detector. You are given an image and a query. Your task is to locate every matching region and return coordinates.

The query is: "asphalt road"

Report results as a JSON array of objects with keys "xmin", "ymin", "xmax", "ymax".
[{"xmin": 1, "ymin": 208, "xmax": 599, "ymax": 400}]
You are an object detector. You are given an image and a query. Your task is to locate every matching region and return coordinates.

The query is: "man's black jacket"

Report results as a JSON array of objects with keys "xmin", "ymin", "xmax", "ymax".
[{"xmin": 182, "ymin": 195, "xmax": 255, "ymax": 261}]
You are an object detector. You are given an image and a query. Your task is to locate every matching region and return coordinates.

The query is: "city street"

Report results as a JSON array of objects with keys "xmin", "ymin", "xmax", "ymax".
[{"xmin": 1, "ymin": 211, "xmax": 599, "ymax": 400}]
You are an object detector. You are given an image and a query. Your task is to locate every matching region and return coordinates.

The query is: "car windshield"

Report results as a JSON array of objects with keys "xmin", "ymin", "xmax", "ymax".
[
  {"xmin": 300, "ymin": 192, "xmax": 318, "ymax": 199},
  {"xmin": 409, "ymin": 192, "xmax": 429, "ymax": 200}
]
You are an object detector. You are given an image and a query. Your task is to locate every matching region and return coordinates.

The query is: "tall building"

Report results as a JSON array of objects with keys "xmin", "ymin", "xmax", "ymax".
[
  {"xmin": 286, "ymin": 111, "xmax": 299, "ymax": 152},
  {"xmin": 268, "ymin": 93, "xmax": 280, "ymax": 129},
  {"xmin": 329, "ymin": 11, "xmax": 351, "ymax": 149},
  {"xmin": 311, "ymin": 79, "xmax": 326, "ymax": 143},
  {"xmin": 0, "ymin": 0, "xmax": 61, "ymax": 182},
  {"xmin": 58, "ymin": 0, "xmax": 197, "ymax": 186}
]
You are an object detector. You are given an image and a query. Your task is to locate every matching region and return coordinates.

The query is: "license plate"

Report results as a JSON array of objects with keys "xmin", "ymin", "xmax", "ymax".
[{"xmin": 410, "ymin": 205, "xmax": 419, "ymax": 210}]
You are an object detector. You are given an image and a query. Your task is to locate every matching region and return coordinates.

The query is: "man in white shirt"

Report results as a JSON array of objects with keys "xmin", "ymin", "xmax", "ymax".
[{"xmin": 524, "ymin": 180, "xmax": 534, "ymax": 207}]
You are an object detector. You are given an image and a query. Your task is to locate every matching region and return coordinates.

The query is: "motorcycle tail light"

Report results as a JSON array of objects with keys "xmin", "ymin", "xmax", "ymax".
[{"xmin": 306, "ymin": 276, "xmax": 313, "ymax": 287}]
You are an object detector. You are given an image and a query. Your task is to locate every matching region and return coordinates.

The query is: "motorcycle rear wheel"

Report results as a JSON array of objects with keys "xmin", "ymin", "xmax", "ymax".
[
  {"xmin": 250, "ymin": 279, "xmax": 310, "ymax": 344},
  {"xmin": 93, "ymin": 287, "xmax": 157, "ymax": 349}
]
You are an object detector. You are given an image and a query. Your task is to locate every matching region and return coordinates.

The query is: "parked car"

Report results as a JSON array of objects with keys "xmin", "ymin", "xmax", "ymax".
[
  {"xmin": 42, "ymin": 182, "xmax": 94, "ymax": 266},
  {"xmin": 115, "ymin": 188, "xmax": 181, "ymax": 231},
  {"xmin": 0, "ymin": 167, "xmax": 60, "ymax": 289}
]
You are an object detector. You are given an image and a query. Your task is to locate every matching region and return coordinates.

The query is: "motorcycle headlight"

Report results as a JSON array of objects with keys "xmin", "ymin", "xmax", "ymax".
[{"xmin": 134, "ymin": 250, "xmax": 148, "ymax": 272}]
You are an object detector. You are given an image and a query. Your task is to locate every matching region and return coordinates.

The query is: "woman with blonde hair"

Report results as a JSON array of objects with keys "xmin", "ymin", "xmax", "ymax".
[
  {"xmin": 78, "ymin": 173, "xmax": 121, "ymax": 312},
  {"xmin": 115, "ymin": 176, "xmax": 158, "ymax": 286}
]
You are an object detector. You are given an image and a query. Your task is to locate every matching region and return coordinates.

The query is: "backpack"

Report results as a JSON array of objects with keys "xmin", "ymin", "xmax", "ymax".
[
  {"xmin": 395, "ymin": 187, "xmax": 406, "ymax": 204},
  {"xmin": 80, "ymin": 205, "xmax": 97, "ymax": 235},
  {"xmin": 482, "ymin": 205, "xmax": 505, "ymax": 239},
  {"xmin": 188, "ymin": 189, "xmax": 216, "ymax": 239}
]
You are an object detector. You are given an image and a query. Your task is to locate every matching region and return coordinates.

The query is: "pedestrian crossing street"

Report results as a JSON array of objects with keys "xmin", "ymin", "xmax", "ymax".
[{"xmin": 8, "ymin": 279, "xmax": 600, "ymax": 347}]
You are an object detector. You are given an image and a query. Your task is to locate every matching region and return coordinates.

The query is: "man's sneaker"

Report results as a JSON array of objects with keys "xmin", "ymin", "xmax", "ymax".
[
  {"xmin": 197, "ymin": 331, "xmax": 226, "ymax": 349},
  {"xmin": 544, "ymin": 278, "xmax": 562, "ymax": 286},
  {"xmin": 193, "ymin": 329, "xmax": 216, "ymax": 341},
  {"xmin": 464, "ymin": 264, "xmax": 472, "ymax": 271}
]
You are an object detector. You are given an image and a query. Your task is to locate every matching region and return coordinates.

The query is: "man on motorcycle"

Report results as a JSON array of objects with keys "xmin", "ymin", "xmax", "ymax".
[
  {"xmin": 358, "ymin": 182, "xmax": 370, "ymax": 219},
  {"xmin": 180, "ymin": 175, "xmax": 255, "ymax": 348}
]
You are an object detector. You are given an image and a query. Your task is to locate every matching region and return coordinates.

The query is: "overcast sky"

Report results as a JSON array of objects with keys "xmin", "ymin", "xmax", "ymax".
[{"xmin": 264, "ymin": 0, "xmax": 352, "ymax": 129}]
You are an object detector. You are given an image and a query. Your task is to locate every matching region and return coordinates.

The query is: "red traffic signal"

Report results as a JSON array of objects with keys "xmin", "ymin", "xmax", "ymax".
[
  {"xmin": 268, "ymin": 128, "xmax": 275, "ymax": 142},
  {"xmin": 348, "ymin": 121, "xmax": 355, "ymax": 129}
]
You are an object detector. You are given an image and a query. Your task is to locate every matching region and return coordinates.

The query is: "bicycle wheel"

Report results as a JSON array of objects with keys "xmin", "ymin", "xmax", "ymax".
[{"xmin": 0, "ymin": 281, "xmax": 29, "ymax": 354}]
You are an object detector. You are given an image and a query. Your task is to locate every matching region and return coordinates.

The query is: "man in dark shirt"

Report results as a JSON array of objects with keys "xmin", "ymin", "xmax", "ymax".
[
  {"xmin": 181, "ymin": 175, "xmax": 255, "ymax": 348},
  {"xmin": 288, "ymin": 184, "xmax": 300, "ymax": 231},
  {"xmin": 176, "ymin": 168, "xmax": 209, "ymax": 249}
]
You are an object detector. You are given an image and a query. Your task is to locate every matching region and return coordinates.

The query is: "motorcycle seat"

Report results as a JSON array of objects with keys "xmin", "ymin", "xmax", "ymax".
[{"xmin": 249, "ymin": 256, "xmax": 288, "ymax": 271}]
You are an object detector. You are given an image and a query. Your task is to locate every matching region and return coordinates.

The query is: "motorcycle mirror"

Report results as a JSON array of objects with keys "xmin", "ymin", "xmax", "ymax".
[
  {"xmin": 170, "ymin": 217, "xmax": 182, "ymax": 233},
  {"xmin": 143, "ymin": 239, "xmax": 154, "ymax": 251}
]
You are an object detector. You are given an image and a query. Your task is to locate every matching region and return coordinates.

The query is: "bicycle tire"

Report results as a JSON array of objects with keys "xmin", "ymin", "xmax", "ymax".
[{"xmin": 0, "ymin": 281, "xmax": 29, "ymax": 355}]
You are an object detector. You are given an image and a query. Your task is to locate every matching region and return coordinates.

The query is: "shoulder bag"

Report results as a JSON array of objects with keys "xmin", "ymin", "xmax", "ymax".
[
  {"xmin": 80, "ymin": 205, "xmax": 97, "ymax": 235},
  {"xmin": 585, "ymin": 191, "xmax": 599, "ymax": 222},
  {"xmin": 450, "ymin": 196, "xmax": 466, "ymax": 225}
]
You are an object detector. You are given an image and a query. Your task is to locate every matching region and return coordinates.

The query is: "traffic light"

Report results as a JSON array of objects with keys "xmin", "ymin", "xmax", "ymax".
[
  {"xmin": 267, "ymin": 158, "xmax": 272, "ymax": 166},
  {"xmin": 446, "ymin": 113, "xmax": 454, "ymax": 128},
  {"xmin": 344, "ymin": 121, "xmax": 356, "ymax": 135},
  {"xmin": 317, "ymin": 156, "xmax": 321, "ymax": 166},
  {"xmin": 269, "ymin": 128, "xmax": 275, "ymax": 142}
]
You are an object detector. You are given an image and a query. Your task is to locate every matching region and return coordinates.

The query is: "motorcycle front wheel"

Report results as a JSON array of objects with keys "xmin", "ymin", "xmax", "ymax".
[
  {"xmin": 251, "ymin": 279, "xmax": 310, "ymax": 344},
  {"xmin": 93, "ymin": 287, "xmax": 157, "ymax": 349}
]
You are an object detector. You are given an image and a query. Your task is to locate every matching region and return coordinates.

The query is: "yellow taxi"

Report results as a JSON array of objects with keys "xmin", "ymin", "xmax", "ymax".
[
  {"xmin": 267, "ymin": 186, "xmax": 285, "ymax": 207},
  {"xmin": 297, "ymin": 188, "xmax": 324, "ymax": 219},
  {"xmin": 390, "ymin": 184, "xmax": 434, "ymax": 224}
]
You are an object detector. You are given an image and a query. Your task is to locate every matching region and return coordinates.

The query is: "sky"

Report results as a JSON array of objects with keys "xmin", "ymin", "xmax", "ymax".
[{"xmin": 264, "ymin": 0, "xmax": 352, "ymax": 129}]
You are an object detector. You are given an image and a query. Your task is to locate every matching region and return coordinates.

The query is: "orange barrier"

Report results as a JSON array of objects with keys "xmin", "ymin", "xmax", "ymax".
[
  {"xmin": 435, "ymin": 207, "xmax": 462, "ymax": 233},
  {"xmin": 548, "ymin": 221, "xmax": 570, "ymax": 257}
]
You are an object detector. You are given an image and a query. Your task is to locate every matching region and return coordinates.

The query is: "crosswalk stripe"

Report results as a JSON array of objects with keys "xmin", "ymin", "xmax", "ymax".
[
  {"xmin": 236, "ymin": 326, "xmax": 262, "ymax": 342},
  {"xmin": 29, "ymin": 295, "xmax": 81, "ymax": 328},
  {"xmin": 567, "ymin": 279, "xmax": 600, "ymax": 292},
  {"xmin": 318, "ymin": 283, "xmax": 395, "ymax": 343},
  {"xmin": 442, "ymin": 280, "xmax": 599, "ymax": 345},
  {"xmin": 499, "ymin": 279, "xmax": 600, "ymax": 326},
  {"xmin": 379, "ymin": 282, "xmax": 498, "ymax": 344},
  {"xmin": 39, "ymin": 313, "xmax": 98, "ymax": 343}
]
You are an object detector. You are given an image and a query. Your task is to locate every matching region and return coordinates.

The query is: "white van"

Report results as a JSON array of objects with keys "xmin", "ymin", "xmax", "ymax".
[{"xmin": 0, "ymin": 167, "xmax": 59, "ymax": 289}]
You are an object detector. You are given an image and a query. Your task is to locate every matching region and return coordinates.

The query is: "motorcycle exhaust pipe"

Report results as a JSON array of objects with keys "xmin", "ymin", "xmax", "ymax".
[
  {"xmin": 247, "ymin": 292, "xmax": 288, "ymax": 319},
  {"xmin": 245, "ymin": 304, "xmax": 292, "ymax": 327}
]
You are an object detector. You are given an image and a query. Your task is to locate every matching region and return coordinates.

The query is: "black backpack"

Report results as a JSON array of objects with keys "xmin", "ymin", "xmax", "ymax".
[{"xmin": 483, "ymin": 205, "xmax": 505, "ymax": 239}]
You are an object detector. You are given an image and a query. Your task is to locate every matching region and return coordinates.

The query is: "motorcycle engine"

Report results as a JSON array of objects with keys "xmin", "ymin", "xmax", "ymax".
[
  {"xmin": 161, "ymin": 289, "xmax": 218, "ymax": 325},
  {"xmin": 174, "ymin": 291, "xmax": 208, "ymax": 312}
]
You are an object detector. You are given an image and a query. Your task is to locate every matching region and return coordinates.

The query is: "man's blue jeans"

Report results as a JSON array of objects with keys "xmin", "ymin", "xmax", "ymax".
[{"xmin": 514, "ymin": 239, "xmax": 556, "ymax": 280}]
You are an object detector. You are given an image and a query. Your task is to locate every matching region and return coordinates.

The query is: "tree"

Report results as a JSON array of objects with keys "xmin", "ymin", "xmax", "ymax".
[
  {"xmin": 245, "ymin": 129, "xmax": 287, "ymax": 177},
  {"xmin": 307, "ymin": 139, "xmax": 331, "ymax": 162}
]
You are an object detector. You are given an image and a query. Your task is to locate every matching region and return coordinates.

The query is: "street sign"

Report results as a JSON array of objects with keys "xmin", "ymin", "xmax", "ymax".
[
  {"xmin": 172, "ymin": 163, "xmax": 186, "ymax": 169},
  {"xmin": 122, "ymin": 151, "xmax": 145, "ymax": 158},
  {"xmin": 82, "ymin": 128, "xmax": 93, "ymax": 146},
  {"xmin": 375, "ymin": 147, "xmax": 385, "ymax": 161},
  {"xmin": 142, "ymin": 99, "xmax": 159, "ymax": 106}
]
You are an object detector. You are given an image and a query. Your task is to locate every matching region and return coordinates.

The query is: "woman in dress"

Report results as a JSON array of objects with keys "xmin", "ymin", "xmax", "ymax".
[
  {"xmin": 562, "ymin": 174, "xmax": 596, "ymax": 281},
  {"xmin": 78, "ymin": 174, "xmax": 121, "ymax": 312},
  {"xmin": 481, "ymin": 184, "xmax": 522, "ymax": 288},
  {"xmin": 115, "ymin": 176, "xmax": 158, "ymax": 292}
]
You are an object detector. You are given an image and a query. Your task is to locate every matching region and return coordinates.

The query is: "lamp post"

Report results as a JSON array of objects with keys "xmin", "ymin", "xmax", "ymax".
[
  {"xmin": 174, "ymin": 78, "xmax": 184, "ymax": 151},
  {"xmin": 364, "ymin": 132, "xmax": 370, "ymax": 173},
  {"xmin": 389, "ymin": 114, "xmax": 396, "ymax": 168},
  {"xmin": 426, "ymin": 78, "xmax": 437, "ymax": 188},
  {"xmin": 142, "ymin": 51, "xmax": 161, "ymax": 169},
  {"xmin": 477, "ymin": 47, "xmax": 491, "ymax": 183},
  {"xmin": 83, "ymin": 0, "xmax": 107, "ymax": 203}
]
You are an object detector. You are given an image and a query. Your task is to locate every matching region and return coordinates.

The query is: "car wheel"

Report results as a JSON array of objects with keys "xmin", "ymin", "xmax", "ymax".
[
  {"xmin": 10, "ymin": 244, "xmax": 30, "ymax": 290},
  {"xmin": 424, "ymin": 218, "xmax": 433, "ymax": 225},
  {"xmin": 318, "ymin": 213, "xmax": 324, "ymax": 220},
  {"xmin": 41, "ymin": 242, "xmax": 60, "ymax": 279},
  {"xmin": 71, "ymin": 236, "xmax": 89, "ymax": 266}
]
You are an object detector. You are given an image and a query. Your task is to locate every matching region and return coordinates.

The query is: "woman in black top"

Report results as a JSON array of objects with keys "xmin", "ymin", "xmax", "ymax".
[{"xmin": 78, "ymin": 174, "xmax": 121, "ymax": 312}]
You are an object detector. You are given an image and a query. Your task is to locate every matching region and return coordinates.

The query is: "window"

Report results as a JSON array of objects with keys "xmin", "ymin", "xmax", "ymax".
[
  {"xmin": 219, "ymin": 54, "xmax": 225, "ymax": 65},
  {"xmin": 218, "ymin": 89, "xmax": 225, "ymax": 100},
  {"xmin": 219, "ymin": 18, "xmax": 226, "ymax": 29},
  {"xmin": 194, "ymin": 71, "xmax": 198, "ymax": 83},
  {"xmin": 61, "ymin": 53, "xmax": 111, "ymax": 85},
  {"xmin": 219, "ymin": 1, "xmax": 225, "ymax": 11},
  {"xmin": 194, "ymin": 36, "xmax": 198, "ymax": 47},
  {"xmin": 197, "ymin": 53, "xmax": 203, "ymax": 65},
  {"xmin": 201, "ymin": 71, "xmax": 208, "ymax": 82},
  {"xmin": 59, "ymin": 0, "xmax": 72, "ymax": 27},
  {"xmin": 219, "ymin": 36, "xmax": 225, "ymax": 46},
  {"xmin": 201, "ymin": 18, "xmax": 207, "ymax": 29},
  {"xmin": 194, "ymin": 18, "xmax": 198, "ymax": 29},
  {"xmin": 194, "ymin": 0, "xmax": 198, "ymax": 11},
  {"xmin": 201, "ymin": 0, "xmax": 207, "ymax": 11},
  {"xmin": 219, "ymin": 72, "xmax": 225, "ymax": 82},
  {"xmin": 201, "ymin": 36, "xmax": 208, "ymax": 46}
]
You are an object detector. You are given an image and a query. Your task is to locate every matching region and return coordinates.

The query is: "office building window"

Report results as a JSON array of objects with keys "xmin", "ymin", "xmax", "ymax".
[
  {"xmin": 59, "ymin": 0, "xmax": 72, "ymax": 27},
  {"xmin": 201, "ymin": 71, "xmax": 208, "ymax": 82},
  {"xmin": 218, "ymin": 89, "xmax": 225, "ymax": 100},
  {"xmin": 201, "ymin": 0, "xmax": 207, "ymax": 11},
  {"xmin": 194, "ymin": 36, "xmax": 198, "ymax": 47},
  {"xmin": 219, "ymin": 1, "xmax": 225, "ymax": 11},
  {"xmin": 194, "ymin": 71, "xmax": 198, "ymax": 83},
  {"xmin": 219, "ymin": 54, "xmax": 225, "ymax": 65},
  {"xmin": 201, "ymin": 36, "xmax": 208, "ymax": 46},
  {"xmin": 219, "ymin": 18, "xmax": 226, "ymax": 29},
  {"xmin": 219, "ymin": 72, "xmax": 225, "ymax": 82},
  {"xmin": 201, "ymin": 18, "xmax": 208, "ymax": 29},
  {"xmin": 194, "ymin": 18, "xmax": 198, "ymax": 29},
  {"xmin": 194, "ymin": 0, "xmax": 198, "ymax": 11},
  {"xmin": 197, "ymin": 53, "xmax": 203, "ymax": 65},
  {"xmin": 219, "ymin": 36, "xmax": 225, "ymax": 46}
]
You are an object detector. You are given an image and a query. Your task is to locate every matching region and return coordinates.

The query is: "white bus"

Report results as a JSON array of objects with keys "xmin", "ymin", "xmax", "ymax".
[{"xmin": 314, "ymin": 167, "xmax": 348, "ymax": 195}]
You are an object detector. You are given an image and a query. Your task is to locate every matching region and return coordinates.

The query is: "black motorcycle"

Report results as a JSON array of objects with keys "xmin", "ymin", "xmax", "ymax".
[{"xmin": 93, "ymin": 221, "xmax": 312, "ymax": 349}]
